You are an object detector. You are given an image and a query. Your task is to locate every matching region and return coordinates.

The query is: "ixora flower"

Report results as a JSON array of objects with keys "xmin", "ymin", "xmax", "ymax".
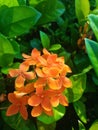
[
  {"xmin": 6, "ymin": 93, "xmax": 28, "ymax": 120},
  {"xmin": 6, "ymin": 48, "xmax": 72, "ymax": 119}
]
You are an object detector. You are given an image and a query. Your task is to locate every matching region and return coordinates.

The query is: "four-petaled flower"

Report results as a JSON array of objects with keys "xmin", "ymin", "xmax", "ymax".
[{"xmin": 6, "ymin": 93, "xmax": 28, "ymax": 120}]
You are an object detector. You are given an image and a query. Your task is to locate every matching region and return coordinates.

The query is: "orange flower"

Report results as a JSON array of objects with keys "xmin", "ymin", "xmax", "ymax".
[
  {"xmin": 28, "ymin": 86, "xmax": 52, "ymax": 117},
  {"xmin": 6, "ymin": 93, "xmax": 28, "ymax": 120},
  {"xmin": 22, "ymin": 48, "xmax": 41, "ymax": 66},
  {"xmin": 9, "ymin": 62, "xmax": 36, "ymax": 89}
]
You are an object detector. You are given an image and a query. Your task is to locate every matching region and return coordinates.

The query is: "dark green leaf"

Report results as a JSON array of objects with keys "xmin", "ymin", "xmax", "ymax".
[
  {"xmin": 75, "ymin": 0, "xmax": 90, "ymax": 22},
  {"xmin": 85, "ymin": 38, "xmax": 98, "ymax": 77},
  {"xmin": 65, "ymin": 72, "xmax": 86, "ymax": 102},
  {"xmin": 40, "ymin": 31, "xmax": 50, "ymax": 49},
  {"xmin": 37, "ymin": 105, "xmax": 66, "ymax": 124},
  {"xmin": 78, "ymin": 120, "xmax": 86, "ymax": 130},
  {"xmin": 1, "ymin": 110, "xmax": 37, "ymax": 130},
  {"xmin": 30, "ymin": 38, "xmax": 42, "ymax": 50},
  {"xmin": 0, "ymin": 6, "xmax": 41, "ymax": 37},
  {"xmin": 33, "ymin": 0, "xmax": 65, "ymax": 24},
  {"xmin": 74, "ymin": 101, "xmax": 87, "ymax": 123}
]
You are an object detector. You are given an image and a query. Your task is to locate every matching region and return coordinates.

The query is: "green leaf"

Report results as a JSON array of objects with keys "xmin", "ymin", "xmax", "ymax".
[
  {"xmin": 89, "ymin": 120, "xmax": 98, "ymax": 130},
  {"xmin": 85, "ymin": 38, "xmax": 98, "ymax": 77},
  {"xmin": 73, "ymin": 101, "xmax": 87, "ymax": 123},
  {"xmin": 88, "ymin": 14, "xmax": 98, "ymax": 41},
  {"xmin": 75, "ymin": 0, "xmax": 90, "ymax": 22},
  {"xmin": 78, "ymin": 120, "xmax": 86, "ymax": 130},
  {"xmin": 65, "ymin": 72, "xmax": 86, "ymax": 102},
  {"xmin": 0, "ymin": 34, "xmax": 15, "ymax": 67},
  {"xmin": 1, "ymin": 62, "xmax": 20, "ymax": 74},
  {"xmin": 17, "ymin": 0, "xmax": 26, "ymax": 5},
  {"xmin": 37, "ymin": 105, "xmax": 66, "ymax": 124},
  {"xmin": 40, "ymin": 31, "xmax": 50, "ymax": 49},
  {"xmin": 95, "ymin": 0, "xmax": 98, "ymax": 8},
  {"xmin": 0, "ymin": 6, "xmax": 41, "ymax": 37},
  {"xmin": 29, "ymin": 0, "xmax": 45, "ymax": 6},
  {"xmin": 49, "ymin": 44, "xmax": 61, "ymax": 51},
  {"xmin": 0, "ymin": 0, "xmax": 19, "ymax": 7},
  {"xmin": 1, "ymin": 110, "xmax": 37, "ymax": 130},
  {"xmin": 32, "ymin": 0, "xmax": 65, "ymax": 25}
]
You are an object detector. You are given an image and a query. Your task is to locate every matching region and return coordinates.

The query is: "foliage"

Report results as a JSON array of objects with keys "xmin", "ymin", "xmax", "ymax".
[{"xmin": 0, "ymin": 0, "xmax": 98, "ymax": 130}]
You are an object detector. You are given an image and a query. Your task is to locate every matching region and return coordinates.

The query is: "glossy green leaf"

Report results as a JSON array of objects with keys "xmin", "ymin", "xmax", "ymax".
[
  {"xmin": 1, "ymin": 110, "xmax": 37, "ymax": 130},
  {"xmin": 37, "ymin": 105, "xmax": 66, "ymax": 124},
  {"xmin": 0, "ymin": 6, "xmax": 41, "ymax": 37},
  {"xmin": 95, "ymin": 0, "xmax": 98, "ymax": 8},
  {"xmin": 88, "ymin": 14, "xmax": 98, "ymax": 41},
  {"xmin": 89, "ymin": 120, "xmax": 98, "ymax": 130},
  {"xmin": 0, "ymin": 0, "xmax": 19, "ymax": 7},
  {"xmin": 74, "ymin": 101, "xmax": 87, "ymax": 123},
  {"xmin": 40, "ymin": 31, "xmax": 50, "ymax": 49},
  {"xmin": 0, "ymin": 34, "xmax": 15, "ymax": 67},
  {"xmin": 65, "ymin": 72, "xmax": 86, "ymax": 103},
  {"xmin": 78, "ymin": 120, "xmax": 86, "ymax": 130},
  {"xmin": 32, "ymin": 0, "xmax": 65, "ymax": 25},
  {"xmin": 75, "ymin": 0, "xmax": 90, "ymax": 22},
  {"xmin": 85, "ymin": 38, "xmax": 98, "ymax": 77},
  {"xmin": 49, "ymin": 44, "xmax": 61, "ymax": 51}
]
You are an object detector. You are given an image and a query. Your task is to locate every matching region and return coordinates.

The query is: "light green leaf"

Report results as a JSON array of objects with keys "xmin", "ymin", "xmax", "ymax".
[
  {"xmin": 0, "ymin": 6, "xmax": 41, "ymax": 37},
  {"xmin": 65, "ymin": 72, "xmax": 86, "ymax": 102},
  {"xmin": 75, "ymin": 0, "xmax": 90, "ymax": 22},
  {"xmin": 74, "ymin": 101, "xmax": 87, "ymax": 123},
  {"xmin": 89, "ymin": 120, "xmax": 98, "ymax": 130},
  {"xmin": 49, "ymin": 44, "xmax": 61, "ymax": 51},
  {"xmin": 40, "ymin": 31, "xmax": 50, "ymax": 49},
  {"xmin": 0, "ymin": 34, "xmax": 15, "ymax": 67},
  {"xmin": 0, "ymin": 0, "xmax": 19, "ymax": 7},
  {"xmin": 85, "ymin": 38, "xmax": 98, "ymax": 77},
  {"xmin": 37, "ymin": 105, "xmax": 66, "ymax": 124},
  {"xmin": 88, "ymin": 14, "xmax": 98, "ymax": 41}
]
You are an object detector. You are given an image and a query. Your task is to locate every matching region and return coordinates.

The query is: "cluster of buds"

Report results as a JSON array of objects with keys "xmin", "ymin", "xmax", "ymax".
[
  {"xmin": 6, "ymin": 48, "xmax": 72, "ymax": 120},
  {"xmin": 77, "ymin": 22, "xmax": 93, "ymax": 50}
]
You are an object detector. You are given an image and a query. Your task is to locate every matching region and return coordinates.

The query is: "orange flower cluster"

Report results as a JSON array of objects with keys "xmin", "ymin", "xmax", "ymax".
[{"xmin": 6, "ymin": 48, "xmax": 72, "ymax": 120}]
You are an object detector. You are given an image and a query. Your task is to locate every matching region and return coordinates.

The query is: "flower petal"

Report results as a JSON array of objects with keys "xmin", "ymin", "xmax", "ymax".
[
  {"xmin": 44, "ymin": 109, "xmax": 53, "ymax": 116},
  {"xmin": 48, "ymin": 78, "xmax": 61, "ymax": 90},
  {"xmin": 34, "ymin": 78, "xmax": 46, "ymax": 88},
  {"xmin": 8, "ymin": 93, "xmax": 19, "ymax": 104},
  {"xmin": 19, "ymin": 62, "xmax": 29, "ymax": 71},
  {"xmin": 23, "ymin": 72, "xmax": 36, "ymax": 80},
  {"xmin": 41, "ymin": 97, "xmax": 52, "ymax": 111},
  {"xmin": 15, "ymin": 76, "xmax": 25, "ymax": 89},
  {"xmin": 63, "ymin": 77, "xmax": 72, "ymax": 88},
  {"xmin": 31, "ymin": 48, "xmax": 40, "ymax": 58},
  {"xmin": 6, "ymin": 104, "xmax": 19, "ymax": 116},
  {"xmin": 9, "ymin": 69, "xmax": 19, "ymax": 77},
  {"xmin": 59, "ymin": 95, "xmax": 68, "ymax": 106},
  {"xmin": 31, "ymin": 105, "xmax": 43, "ymax": 117},
  {"xmin": 28, "ymin": 95, "xmax": 41, "ymax": 106},
  {"xmin": 20, "ymin": 105, "xmax": 28, "ymax": 120},
  {"xmin": 50, "ymin": 96, "xmax": 59, "ymax": 107},
  {"xmin": 35, "ymin": 68, "xmax": 45, "ymax": 77}
]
